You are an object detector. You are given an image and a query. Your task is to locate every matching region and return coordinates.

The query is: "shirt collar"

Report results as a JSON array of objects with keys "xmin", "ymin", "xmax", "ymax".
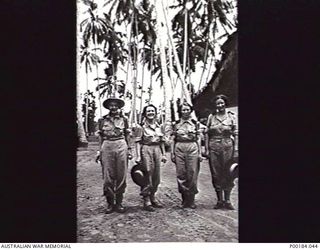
[
  {"xmin": 105, "ymin": 112, "xmax": 121, "ymax": 119},
  {"xmin": 215, "ymin": 113, "xmax": 228, "ymax": 122},
  {"xmin": 180, "ymin": 118, "xmax": 194, "ymax": 125},
  {"xmin": 144, "ymin": 120, "xmax": 160, "ymax": 129}
]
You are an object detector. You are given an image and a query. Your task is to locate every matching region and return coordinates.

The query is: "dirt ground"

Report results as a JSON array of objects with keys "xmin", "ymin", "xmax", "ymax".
[{"xmin": 77, "ymin": 142, "xmax": 238, "ymax": 243}]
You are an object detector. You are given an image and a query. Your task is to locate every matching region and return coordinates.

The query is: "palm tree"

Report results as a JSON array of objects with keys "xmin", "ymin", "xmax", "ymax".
[
  {"xmin": 78, "ymin": 0, "xmax": 237, "ymax": 126},
  {"xmin": 170, "ymin": 0, "xmax": 237, "ymax": 92},
  {"xmin": 103, "ymin": 0, "xmax": 156, "ymax": 103},
  {"xmin": 80, "ymin": 0, "xmax": 117, "ymax": 117},
  {"xmin": 80, "ymin": 44, "xmax": 99, "ymax": 133},
  {"xmin": 154, "ymin": 0, "xmax": 173, "ymax": 124}
]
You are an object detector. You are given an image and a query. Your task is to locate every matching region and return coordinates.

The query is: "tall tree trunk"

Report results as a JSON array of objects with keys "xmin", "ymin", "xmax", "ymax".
[
  {"xmin": 76, "ymin": 0, "xmax": 88, "ymax": 146},
  {"xmin": 155, "ymin": 0, "xmax": 172, "ymax": 124},
  {"xmin": 94, "ymin": 44, "xmax": 102, "ymax": 117},
  {"xmin": 182, "ymin": 8, "xmax": 188, "ymax": 100},
  {"xmin": 168, "ymin": 39, "xmax": 178, "ymax": 121},
  {"xmin": 148, "ymin": 44, "xmax": 154, "ymax": 104},
  {"xmin": 85, "ymin": 74, "xmax": 89, "ymax": 134},
  {"xmin": 123, "ymin": 19, "xmax": 133, "ymax": 99},
  {"xmin": 161, "ymin": 1, "xmax": 192, "ymax": 106},
  {"xmin": 198, "ymin": 38, "xmax": 209, "ymax": 92},
  {"xmin": 130, "ymin": 13, "xmax": 139, "ymax": 126},
  {"xmin": 139, "ymin": 51, "xmax": 145, "ymax": 123}
]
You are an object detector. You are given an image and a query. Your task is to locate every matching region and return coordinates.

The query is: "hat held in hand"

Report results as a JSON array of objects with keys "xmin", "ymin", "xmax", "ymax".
[{"xmin": 131, "ymin": 163, "xmax": 148, "ymax": 187}]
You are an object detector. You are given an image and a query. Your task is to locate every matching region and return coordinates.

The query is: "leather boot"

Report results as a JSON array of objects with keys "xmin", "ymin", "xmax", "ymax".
[
  {"xmin": 105, "ymin": 196, "xmax": 114, "ymax": 214},
  {"xmin": 115, "ymin": 194, "xmax": 126, "ymax": 213},
  {"xmin": 214, "ymin": 190, "xmax": 224, "ymax": 209},
  {"xmin": 188, "ymin": 194, "xmax": 197, "ymax": 209},
  {"xmin": 143, "ymin": 196, "xmax": 155, "ymax": 212},
  {"xmin": 224, "ymin": 190, "xmax": 235, "ymax": 210},
  {"xmin": 150, "ymin": 193, "xmax": 163, "ymax": 208}
]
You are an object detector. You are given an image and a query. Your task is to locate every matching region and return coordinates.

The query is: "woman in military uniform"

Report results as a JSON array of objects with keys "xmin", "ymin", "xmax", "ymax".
[
  {"xmin": 96, "ymin": 97, "xmax": 132, "ymax": 214},
  {"xmin": 171, "ymin": 102, "xmax": 202, "ymax": 209},
  {"xmin": 135, "ymin": 104, "xmax": 167, "ymax": 212},
  {"xmin": 205, "ymin": 94, "xmax": 237, "ymax": 210}
]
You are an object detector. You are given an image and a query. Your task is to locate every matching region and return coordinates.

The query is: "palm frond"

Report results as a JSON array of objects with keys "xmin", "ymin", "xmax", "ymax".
[{"xmin": 103, "ymin": 0, "xmax": 114, "ymax": 7}]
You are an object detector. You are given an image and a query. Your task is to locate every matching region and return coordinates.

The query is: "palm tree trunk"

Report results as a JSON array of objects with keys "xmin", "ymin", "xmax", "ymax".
[
  {"xmin": 187, "ymin": 51, "xmax": 192, "ymax": 96},
  {"xmin": 139, "ymin": 51, "xmax": 145, "ymax": 123},
  {"xmin": 155, "ymin": 0, "xmax": 172, "ymax": 124},
  {"xmin": 198, "ymin": 38, "xmax": 209, "ymax": 92},
  {"xmin": 148, "ymin": 44, "xmax": 154, "ymax": 104},
  {"xmin": 205, "ymin": 54, "xmax": 214, "ymax": 88},
  {"xmin": 168, "ymin": 40, "xmax": 178, "ymax": 121},
  {"xmin": 94, "ymin": 44, "xmax": 102, "ymax": 117},
  {"xmin": 182, "ymin": 8, "xmax": 188, "ymax": 100},
  {"xmin": 160, "ymin": 1, "xmax": 192, "ymax": 106},
  {"xmin": 131, "ymin": 67, "xmax": 137, "ymax": 125},
  {"xmin": 130, "ymin": 13, "xmax": 139, "ymax": 126},
  {"xmin": 123, "ymin": 20, "xmax": 132, "ymax": 100},
  {"xmin": 85, "ymin": 74, "xmax": 89, "ymax": 135},
  {"xmin": 164, "ymin": 2, "xmax": 176, "ymax": 98},
  {"xmin": 76, "ymin": 0, "xmax": 88, "ymax": 146},
  {"xmin": 204, "ymin": 20, "xmax": 217, "ymax": 89}
]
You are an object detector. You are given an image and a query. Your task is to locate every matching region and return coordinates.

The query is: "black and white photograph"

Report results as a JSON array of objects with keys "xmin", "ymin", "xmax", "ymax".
[
  {"xmin": 2, "ymin": 0, "xmax": 320, "ymax": 245},
  {"xmin": 76, "ymin": 0, "xmax": 238, "ymax": 243}
]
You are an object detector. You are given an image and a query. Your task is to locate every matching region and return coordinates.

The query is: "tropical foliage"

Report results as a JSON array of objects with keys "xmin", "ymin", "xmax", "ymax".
[
  {"xmin": 81, "ymin": 90, "xmax": 97, "ymax": 135},
  {"xmin": 77, "ymin": 0, "xmax": 237, "ymax": 138}
]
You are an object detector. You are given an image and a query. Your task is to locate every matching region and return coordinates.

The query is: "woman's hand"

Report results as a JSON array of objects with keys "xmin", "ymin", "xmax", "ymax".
[
  {"xmin": 127, "ymin": 147, "xmax": 133, "ymax": 160},
  {"xmin": 161, "ymin": 155, "xmax": 167, "ymax": 163},
  {"xmin": 202, "ymin": 149, "xmax": 209, "ymax": 159},
  {"xmin": 135, "ymin": 155, "xmax": 141, "ymax": 164},
  {"xmin": 95, "ymin": 151, "xmax": 101, "ymax": 164},
  {"xmin": 171, "ymin": 153, "xmax": 176, "ymax": 163},
  {"xmin": 198, "ymin": 153, "xmax": 203, "ymax": 162}
]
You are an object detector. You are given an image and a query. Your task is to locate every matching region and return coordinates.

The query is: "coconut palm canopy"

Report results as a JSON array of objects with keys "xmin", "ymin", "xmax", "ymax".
[{"xmin": 77, "ymin": 0, "xmax": 237, "ymax": 135}]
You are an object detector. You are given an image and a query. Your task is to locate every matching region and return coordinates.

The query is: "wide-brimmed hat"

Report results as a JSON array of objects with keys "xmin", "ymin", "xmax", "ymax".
[
  {"xmin": 103, "ymin": 97, "xmax": 125, "ymax": 109},
  {"xmin": 230, "ymin": 162, "xmax": 239, "ymax": 180},
  {"xmin": 131, "ymin": 163, "xmax": 148, "ymax": 187}
]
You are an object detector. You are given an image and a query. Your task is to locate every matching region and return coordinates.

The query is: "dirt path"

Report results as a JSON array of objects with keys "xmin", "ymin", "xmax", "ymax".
[{"xmin": 77, "ymin": 142, "xmax": 238, "ymax": 242}]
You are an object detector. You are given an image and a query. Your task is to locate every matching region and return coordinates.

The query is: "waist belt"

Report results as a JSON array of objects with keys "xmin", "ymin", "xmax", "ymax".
[
  {"xmin": 102, "ymin": 137, "xmax": 124, "ymax": 141},
  {"xmin": 209, "ymin": 136, "xmax": 232, "ymax": 140},
  {"xmin": 141, "ymin": 142, "xmax": 161, "ymax": 146},
  {"xmin": 175, "ymin": 139, "xmax": 197, "ymax": 143}
]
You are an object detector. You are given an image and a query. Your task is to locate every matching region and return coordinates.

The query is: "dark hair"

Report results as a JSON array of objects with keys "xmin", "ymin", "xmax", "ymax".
[
  {"xmin": 177, "ymin": 102, "xmax": 193, "ymax": 118},
  {"xmin": 142, "ymin": 104, "xmax": 158, "ymax": 118},
  {"xmin": 213, "ymin": 94, "xmax": 229, "ymax": 107}
]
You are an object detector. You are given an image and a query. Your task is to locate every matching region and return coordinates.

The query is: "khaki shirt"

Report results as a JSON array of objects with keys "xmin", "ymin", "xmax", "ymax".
[
  {"xmin": 206, "ymin": 111, "xmax": 237, "ymax": 138},
  {"xmin": 173, "ymin": 118, "xmax": 200, "ymax": 142},
  {"xmin": 97, "ymin": 114, "xmax": 130, "ymax": 140},
  {"xmin": 135, "ymin": 121, "xmax": 164, "ymax": 145}
]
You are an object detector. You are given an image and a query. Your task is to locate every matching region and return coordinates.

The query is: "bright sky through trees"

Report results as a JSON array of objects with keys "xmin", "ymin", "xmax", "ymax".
[{"xmin": 77, "ymin": 0, "xmax": 237, "ymax": 119}]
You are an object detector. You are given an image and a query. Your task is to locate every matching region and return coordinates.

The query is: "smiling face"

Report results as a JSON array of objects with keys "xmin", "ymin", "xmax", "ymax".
[
  {"xmin": 145, "ymin": 106, "xmax": 156, "ymax": 121},
  {"xmin": 215, "ymin": 98, "xmax": 226, "ymax": 113},
  {"xmin": 181, "ymin": 104, "xmax": 192, "ymax": 119},
  {"xmin": 108, "ymin": 101, "xmax": 120, "ymax": 114}
]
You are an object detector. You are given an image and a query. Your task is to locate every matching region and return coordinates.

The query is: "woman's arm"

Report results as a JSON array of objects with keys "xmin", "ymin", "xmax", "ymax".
[
  {"xmin": 135, "ymin": 142, "xmax": 142, "ymax": 163},
  {"xmin": 160, "ymin": 142, "xmax": 167, "ymax": 163},
  {"xmin": 134, "ymin": 125, "xmax": 143, "ymax": 163},
  {"xmin": 204, "ymin": 115, "xmax": 211, "ymax": 157}
]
